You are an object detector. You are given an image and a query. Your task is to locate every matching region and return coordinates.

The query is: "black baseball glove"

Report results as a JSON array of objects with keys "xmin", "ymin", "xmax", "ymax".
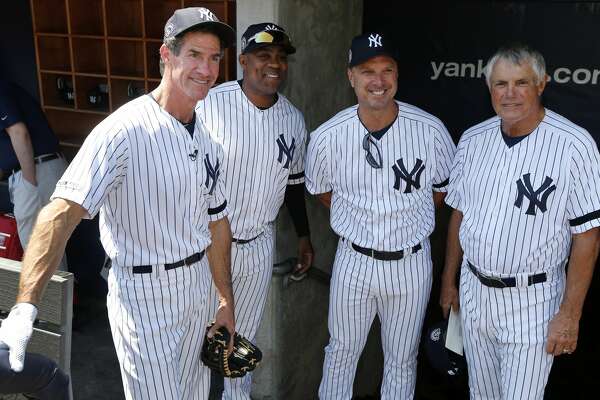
[{"xmin": 200, "ymin": 323, "xmax": 262, "ymax": 378}]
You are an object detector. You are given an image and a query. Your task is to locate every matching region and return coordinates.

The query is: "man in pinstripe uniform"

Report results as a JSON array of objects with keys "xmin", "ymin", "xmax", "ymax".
[
  {"xmin": 196, "ymin": 22, "xmax": 313, "ymax": 399},
  {"xmin": 440, "ymin": 44, "xmax": 600, "ymax": 399},
  {"xmin": 306, "ymin": 32, "xmax": 456, "ymax": 399},
  {"xmin": 0, "ymin": 7, "xmax": 237, "ymax": 399}
]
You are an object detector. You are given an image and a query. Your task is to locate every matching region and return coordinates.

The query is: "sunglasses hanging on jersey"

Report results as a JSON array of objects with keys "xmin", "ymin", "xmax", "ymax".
[{"xmin": 362, "ymin": 133, "xmax": 383, "ymax": 169}]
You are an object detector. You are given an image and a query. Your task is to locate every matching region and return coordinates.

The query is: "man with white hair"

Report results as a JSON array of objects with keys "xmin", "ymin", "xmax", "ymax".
[{"xmin": 440, "ymin": 44, "xmax": 600, "ymax": 399}]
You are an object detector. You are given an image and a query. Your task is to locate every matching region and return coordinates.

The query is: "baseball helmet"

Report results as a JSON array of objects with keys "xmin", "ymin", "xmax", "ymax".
[{"xmin": 423, "ymin": 320, "xmax": 467, "ymax": 378}]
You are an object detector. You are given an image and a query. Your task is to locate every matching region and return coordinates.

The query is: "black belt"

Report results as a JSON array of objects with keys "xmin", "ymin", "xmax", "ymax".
[
  {"xmin": 11, "ymin": 152, "xmax": 62, "ymax": 175},
  {"xmin": 467, "ymin": 261, "xmax": 546, "ymax": 288},
  {"xmin": 132, "ymin": 251, "xmax": 205, "ymax": 274},
  {"xmin": 232, "ymin": 233, "xmax": 263, "ymax": 245},
  {"xmin": 351, "ymin": 242, "xmax": 422, "ymax": 261}
]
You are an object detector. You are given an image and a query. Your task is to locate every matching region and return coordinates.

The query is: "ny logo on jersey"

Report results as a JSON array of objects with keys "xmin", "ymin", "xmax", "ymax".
[
  {"xmin": 276, "ymin": 134, "xmax": 295, "ymax": 169},
  {"xmin": 368, "ymin": 34, "xmax": 382, "ymax": 48},
  {"xmin": 204, "ymin": 154, "xmax": 220, "ymax": 195},
  {"xmin": 392, "ymin": 158, "xmax": 425, "ymax": 193},
  {"xmin": 514, "ymin": 173, "xmax": 556, "ymax": 215}
]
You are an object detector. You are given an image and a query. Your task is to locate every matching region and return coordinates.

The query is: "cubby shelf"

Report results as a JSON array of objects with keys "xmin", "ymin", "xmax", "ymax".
[{"xmin": 30, "ymin": 0, "xmax": 237, "ymax": 149}]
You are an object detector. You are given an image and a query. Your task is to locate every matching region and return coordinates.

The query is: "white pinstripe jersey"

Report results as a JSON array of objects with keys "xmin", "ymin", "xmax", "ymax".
[
  {"xmin": 306, "ymin": 101, "xmax": 456, "ymax": 251},
  {"xmin": 195, "ymin": 80, "xmax": 307, "ymax": 239},
  {"xmin": 52, "ymin": 95, "xmax": 228, "ymax": 267},
  {"xmin": 446, "ymin": 108, "xmax": 600, "ymax": 275}
]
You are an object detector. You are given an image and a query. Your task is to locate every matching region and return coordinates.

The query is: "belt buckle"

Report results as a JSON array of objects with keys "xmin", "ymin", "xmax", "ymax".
[
  {"xmin": 369, "ymin": 249, "xmax": 375, "ymax": 258},
  {"xmin": 479, "ymin": 271, "xmax": 507, "ymax": 288}
]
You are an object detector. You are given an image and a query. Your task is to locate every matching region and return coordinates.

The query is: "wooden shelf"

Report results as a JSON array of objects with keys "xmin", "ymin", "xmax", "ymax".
[{"xmin": 31, "ymin": 0, "xmax": 237, "ymax": 148}]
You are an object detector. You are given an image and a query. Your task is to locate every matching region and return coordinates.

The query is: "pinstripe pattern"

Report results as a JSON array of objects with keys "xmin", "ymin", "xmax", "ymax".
[
  {"xmin": 205, "ymin": 225, "xmax": 274, "ymax": 399},
  {"xmin": 196, "ymin": 80, "xmax": 306, "ymax": 240},
  {"xmin": 319, "ymin": 239, "xmax": 433, "ymax": 400},
  {"xmin": 307, "ymin": 101, "xmax": 454, "ymax": 399},
  {"xmin": 447, "ymin": 109, "xmax": 600, "ymax": 400},
  {"xmin": 107, "ymin": 258, "xmax": 212, "ymax": 400},
  {"xmin": 306, "ymin": 101, "xmax": 456, "ymax": 251},
  {"xmin": 446, "ymin": 108, "xmax": 600, "ymax": 275},
  {"xmin": 53, "ymin": 95, "xmax": 228, "ymax": 267},
  {"xmin": 197, "ymin": 81, "xmax": 307, "ymax": 399},
  {"xmin": 51, "ymin": 94, "xmax": 229, "ymax": 399},
  {"xmin": 459, "ymin": 262, "xmax": 562, "ymax": 400}
]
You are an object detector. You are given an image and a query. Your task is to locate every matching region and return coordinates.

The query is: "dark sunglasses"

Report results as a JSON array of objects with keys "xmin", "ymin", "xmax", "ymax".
[{"xmin": 362, "ymin": 133, "xmax": 383, "ymax": 169}]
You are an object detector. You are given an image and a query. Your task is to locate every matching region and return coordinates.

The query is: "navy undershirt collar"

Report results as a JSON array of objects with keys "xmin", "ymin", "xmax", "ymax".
[
  {"xmin": 501, "ymin": 129, "xmax": 529, "ymax": 148},
  {"xmin": 182, "ymin": 111, "xmax": 196, "ymax": 138},
  {"xmin": 359, "ymin": 115, "xmax": 397, "ymax": 140}
]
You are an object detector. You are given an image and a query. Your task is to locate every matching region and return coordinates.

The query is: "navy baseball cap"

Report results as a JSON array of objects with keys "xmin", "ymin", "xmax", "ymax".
[
  {"xmin": 348, "ymin": 32, "xmax": 399, "ymax": 67},
  {"xmin": 423, "ymin": 320, "xmax": 467, "ymax": 378},
  {"xmin": 163, "ymin": 7, "xmax": 235, "ymax": 48},
  {"xmin": 241, "ymin": 23, "xmax": 296, "ymax": 55}
]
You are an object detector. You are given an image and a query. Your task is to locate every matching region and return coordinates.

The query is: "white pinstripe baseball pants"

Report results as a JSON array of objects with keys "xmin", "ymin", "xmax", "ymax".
[
  {"xmin": 319, "ymin": 238, "xmax": 433, "ymax": 400},
  {"xmin": 206, "ymin": 225, "xmax": 274, "ymax": 400},
  {"xmin": 107, "ymin": 258, "xmax": 212, "ymax": 400},
  {"xmin": 459, "ymin": 261, "xmax": 565, "ymax": 400}
]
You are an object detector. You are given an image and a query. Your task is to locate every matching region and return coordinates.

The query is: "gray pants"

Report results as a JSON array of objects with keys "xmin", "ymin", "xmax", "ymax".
[{"xmin": 8, "ymin": 155, "xmax": 68, "ymax": 270}]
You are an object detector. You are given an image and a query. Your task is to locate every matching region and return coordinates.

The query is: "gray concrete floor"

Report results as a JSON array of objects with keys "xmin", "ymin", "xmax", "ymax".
[{"xmin": 71, "ymin": 297, "xmax": 124, "ymax": 400}]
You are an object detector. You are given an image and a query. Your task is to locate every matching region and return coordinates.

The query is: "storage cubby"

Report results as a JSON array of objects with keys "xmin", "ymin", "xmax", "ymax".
[
  {"xmin": 37, "ymin": 36, "xmax": 71, "ymax": 72},
  {"xmin": 111, "ymin": 78, "xmax": 146, "ymax": 109},
  {"xmin": 146, "ymin": 41, "xmax": 163, "ymax": 79},
  {"xmin": 31, "ymin": 0, "xmax": 68, "ymax": 34},
  {"xmin": 72, "ymin": 38, "xmax": 107, "ymax": 75},
  {"xmin": 106, "ymin": 0, "xmax": 143, "ymax": 38},
  {"xmin": 31, "ymin": 0, "xmax": 236, "ymax": 147},
  {"xmin": 68, "ymin": 0, "xmax": 104, "ymax": 36},
  {"xmin": 109, "ymin": 40, "xmax": 145, "ymax": 77},
  {"xmin": 144, "ymin": 0, "xmax": 180, "ymax": 39},
  {"xmin": 75, "ymin": 76, "xmax": 110, "ymax": 112},
  {"xmin": 40, "ymin": 73, "xmax": 75, "ymax": 109}
]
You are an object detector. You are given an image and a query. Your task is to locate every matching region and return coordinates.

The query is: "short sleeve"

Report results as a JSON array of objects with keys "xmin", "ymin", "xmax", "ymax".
[
  {"xmin": 305, "ymin": 129, "xmax": 332, "ymax": 194},
  {"xmin": 566, "ymin": 133, "xmax": 600, "ymax": 233},
  {"xmin": 0, "ymin": 84, "xmax": 23, "ymax": 131},
  {"xmin": 445, "ymin": 135, "xmax": 467, "ymax": 211},
  {"xmin": 207, "ymin": 144, "xmax": 229, "ymax": 221},
  {"xmin": 432, "ymin": 124, "xmax": 456, "ymax": 192},
  {"xmin": 288, "ymin": 116, "xmax": 307, "ymax": 185},
  {"xmin": 52, "ymin": 118, "xmax": 129, "ymax": 218}
]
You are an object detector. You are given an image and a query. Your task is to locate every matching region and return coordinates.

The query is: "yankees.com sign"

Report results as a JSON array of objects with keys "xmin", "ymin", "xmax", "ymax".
[
  {"xmin": 429, "ymin": 60, "xmax": 600, "ymax": 86},
  {"xmin": 363, "ymin": 2, "xmax": 600, "ymax": 144}
]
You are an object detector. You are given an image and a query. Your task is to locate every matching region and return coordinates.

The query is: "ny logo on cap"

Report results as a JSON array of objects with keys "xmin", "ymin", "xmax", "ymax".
[
  {"xmin": 276, "ymin": 134, "xmax": 295, "ymax": 169},
  {"xmin": 514, "ymin": 173, "xmax": 556, "ymax": 215},
  {"xmin": 264, "ymin": 24, "xmax": 281, "ymax": 32},
  {"xmin": 198, "ymin": 8, "xmax": 215, "ymax": 21},
  {"xmin": 392, "ymin": 158, "xmax": 425, "ymax": 193},
  {"xmin": 204, "ymin": 154, "xmax": 220, "ymax": 195},
  {"xmin": 368, "ymin": 34, "xmax": 382, "ymax": 48}
]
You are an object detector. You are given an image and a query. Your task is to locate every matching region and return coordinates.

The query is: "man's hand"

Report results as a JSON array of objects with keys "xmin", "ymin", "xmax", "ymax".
[
  {"xmin": 294, "ymin": 236, "xmax": 314, "ymax": 275},
  {"xmin": 0, "ymin": 302, "xmax": 38, "ymax": 372},
  {"xmin": 210, "ymin": 301, "xmax": 235, "ymax": 353},
  {"xmin": 546, "ymin": 310, "xmax": 579, "ymax": 356},
  {"xmin": 439, "ymin": 279, "xmax": 459, "ymax": 319}
]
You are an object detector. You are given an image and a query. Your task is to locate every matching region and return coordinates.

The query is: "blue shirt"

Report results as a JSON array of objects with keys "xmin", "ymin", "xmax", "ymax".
[{"xmin": 0, "ymin": 80, "xmax": 59, "ymax": 172}]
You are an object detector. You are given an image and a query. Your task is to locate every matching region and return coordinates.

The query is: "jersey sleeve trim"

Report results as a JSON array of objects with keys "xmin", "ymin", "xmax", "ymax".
[
  {"xmin": 569, "ymin": 209, "xmax": 600, "ymax": 227},
  {"xmin": 433, "ymin": 178, "xmax": 449, "ymax": 189},
  {"xmin": 208, "ymin": 200, "xmax": 227, "ymax": 215}
]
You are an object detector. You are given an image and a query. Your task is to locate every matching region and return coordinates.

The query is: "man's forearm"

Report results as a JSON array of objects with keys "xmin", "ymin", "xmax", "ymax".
[
  {"xmin": 207, "ymin": 217, "xmax": 234, "ymax": 306},
  {"xmin": 17, "ymin": 199, "xmax": 86, "ymax": 304},
  {"xmin": 442, "ymin": 209, "xmax": 464, "ymax": 284},
  {"xmin": 6, "ymin": 122, "xmax": 36, "ymax": 185},
  {"xmin": 561, "ymin": 227, "xmax": 600, "ymax": 319}
]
